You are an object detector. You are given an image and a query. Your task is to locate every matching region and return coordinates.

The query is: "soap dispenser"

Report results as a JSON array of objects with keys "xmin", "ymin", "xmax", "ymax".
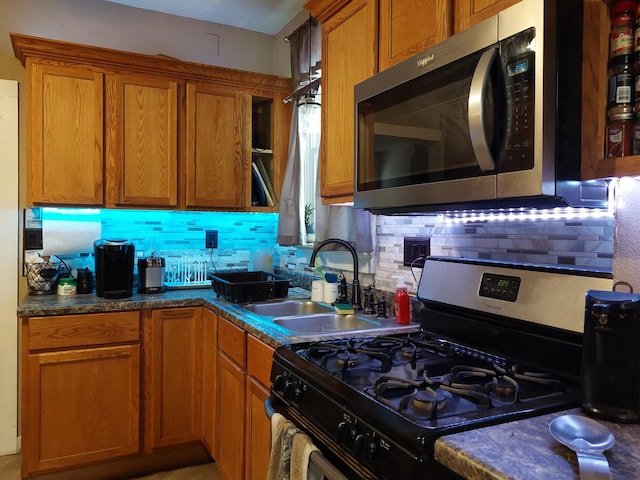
[{"xmin": 392, "ymin": 275, "xmax": 410, "ymax": 324}]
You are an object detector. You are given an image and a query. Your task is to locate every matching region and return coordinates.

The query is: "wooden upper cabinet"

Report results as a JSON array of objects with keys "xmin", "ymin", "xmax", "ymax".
[
  {"xmin": 309, "ymin": 0, "xmax": 378, "ymax": 203},
  {"xmin": 12, "ymin": 33, "xmax": 291, "ymax": 211},
  {"xmin": 27, "ymin": 61, "xmax": 104, "ymax": 206},
  {"xmin": 185, "ymin": 82, "xmax": 246, "ymax": 209},
  {"xmin": 454, "ymin": 0, "xmax": 522, "ymax": 33},
  {"xmin": 379, "ymin": 0, "xmax": 452, "ymax": 70},
  {"xmin": 106, "ymin": 74, "xmax": 180, "ymax": 208},
  {"xmin": 581, "ymin": 0, "xmax": 640, "ymax": 180}
]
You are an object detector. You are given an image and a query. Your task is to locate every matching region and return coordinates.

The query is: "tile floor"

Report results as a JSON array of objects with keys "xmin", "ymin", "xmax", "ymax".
[{"xmin": 0, "ymin": 454, "xmax": 224, "ymax": 480}]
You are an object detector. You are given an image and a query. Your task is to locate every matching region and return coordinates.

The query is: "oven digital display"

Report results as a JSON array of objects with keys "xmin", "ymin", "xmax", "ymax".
[
  {"xmin": 479, "ymin": 273, "xmax": 521, "ymax": 302},
  {"xmin": 508, "ymin": 58, "xmax": 529, "ymax": 76}
]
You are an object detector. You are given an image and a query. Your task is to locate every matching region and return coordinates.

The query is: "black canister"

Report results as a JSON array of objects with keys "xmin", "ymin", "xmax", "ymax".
[
  {"xmin": 582, "ymin": 289, "xmax": 640, "ymax": 423},
  {"xmin": 76, "ymin": 267, "xmax": 94, "ymax": 294}
]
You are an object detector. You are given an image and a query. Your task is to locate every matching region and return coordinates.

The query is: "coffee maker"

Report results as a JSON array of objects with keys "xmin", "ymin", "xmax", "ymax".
[
  {"xmin": 94, "ymin": 239, "xmax": 135, "ymax": 299},
  {"xmin": 582, "ymin": 289, "xmax": 640, "ymax": 423}
]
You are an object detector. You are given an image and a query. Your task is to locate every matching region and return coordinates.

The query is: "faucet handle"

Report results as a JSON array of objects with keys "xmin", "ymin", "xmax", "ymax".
[{"xmin": 362, "ymin": 286, "xmax": 376, "ymax": 315}]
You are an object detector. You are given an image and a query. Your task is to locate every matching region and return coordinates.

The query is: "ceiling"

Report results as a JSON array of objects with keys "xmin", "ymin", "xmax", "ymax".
[{"xmin": 103, "ymin": 0, "xmax": 306, "ymax": 35}]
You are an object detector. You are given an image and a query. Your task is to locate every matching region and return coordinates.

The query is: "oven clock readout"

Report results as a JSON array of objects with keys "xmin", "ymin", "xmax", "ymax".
[{"xmin": 479, "ymin": 273, "xmax": 521, "ymax": 302}]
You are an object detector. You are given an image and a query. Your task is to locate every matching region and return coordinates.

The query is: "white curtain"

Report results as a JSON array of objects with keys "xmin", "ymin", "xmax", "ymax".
[
  {"xmin": 277, "ymin": 17, "xmax": 374, "ymax": 254},
  {"xmin": 277, "ymin": 18, "xmax": 321, "ymax": 246}
]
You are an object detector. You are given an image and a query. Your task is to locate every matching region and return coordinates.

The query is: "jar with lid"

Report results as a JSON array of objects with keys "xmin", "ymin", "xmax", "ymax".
[
  {"xmin": 606, "ymin": 105, "xmax": 634, "ymax": 157},
  {"xmin": 611, "ymin": 1, "xmax": 635, "ymax": 60},
  {"xmin": 57, "ymin": 277, "xmax": 77, "ymax": 296},
  {"xmin": 633, "ymin": 103, "xmax": 640, "ymax": 154},
  {"xmin": 609, "ymin": 54, "xmax": 634, "ymax": 108}
]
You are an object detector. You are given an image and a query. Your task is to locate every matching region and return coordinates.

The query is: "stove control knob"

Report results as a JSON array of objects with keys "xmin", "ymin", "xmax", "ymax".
[
  {"xmin": 354, "ymin": 433, "xmax": 376, "ymax": 459},
  {"xmin": 337, "ymin": 421, "xmax": 356, "ymax": 444},
  {"xmin": 283, "ymin": 380, "xmax": 303, "ymax": 401},
  {"xmin": 273, "ymin": 374, "xmax": 288, "ymax": 392}
]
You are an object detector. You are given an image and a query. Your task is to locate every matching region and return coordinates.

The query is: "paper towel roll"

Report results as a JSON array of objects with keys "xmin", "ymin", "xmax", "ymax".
[{"xmin": 42, "ymin": 212, "xmax": 101, "ymax": 256}]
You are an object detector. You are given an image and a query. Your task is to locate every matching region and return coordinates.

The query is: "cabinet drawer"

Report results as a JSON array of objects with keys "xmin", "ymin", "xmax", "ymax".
[
  {"xmin": 218, "ymin": 317, "xmax": 246, "ymax": 367},
  {"xmin": 27, "ymin": 311, "xmax": 140, "ymax": 351},
  {"xmin": 247, "ymin": 335, "xmax": 274, "ymax": 387}
]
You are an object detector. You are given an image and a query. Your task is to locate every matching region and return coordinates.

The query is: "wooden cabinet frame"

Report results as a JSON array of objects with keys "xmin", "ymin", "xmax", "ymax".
[{"xmin": 12, "ymin": 33, "xmax": 291, "ymax": 211}]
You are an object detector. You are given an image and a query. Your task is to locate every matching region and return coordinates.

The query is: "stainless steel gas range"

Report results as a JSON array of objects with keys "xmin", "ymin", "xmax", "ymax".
[{"xmin": 268, "ymin": 257, "xmax": 613, "ymax": 479}]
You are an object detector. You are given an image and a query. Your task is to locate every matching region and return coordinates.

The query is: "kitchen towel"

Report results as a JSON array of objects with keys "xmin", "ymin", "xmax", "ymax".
[
  {"xmin": 42, "ymin": 208, "xmax": 101, "ymax": 256},
  {"xmin": 267, "ymin": 413, "xmax": 295, "ymax": 480},
  {"xmin": 268, "ymin": 412, "xmax": 323, "ymax": 480},
  {"xmin": 291, "ymin": 430, "xmax": 322, "ymax": 480}
]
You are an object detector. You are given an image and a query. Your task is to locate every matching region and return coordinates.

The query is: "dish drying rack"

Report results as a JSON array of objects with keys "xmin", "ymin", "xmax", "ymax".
[{"xmin": 163, "ymin": 256, "xmax": 211, "ymax": 289}]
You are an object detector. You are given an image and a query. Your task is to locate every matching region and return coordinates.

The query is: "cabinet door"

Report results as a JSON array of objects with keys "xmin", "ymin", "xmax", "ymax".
[
  {"xmin": 28, "ymin": 62, "xmax": 104, "ymax": 206},
  {"xmin": 455, "ymin": 0, "xmax": 521, "ymax": 33},
  {"xmin": 245, "ymin": 377, "xmax": 271, "ymax": 480},
  {"xmin": 379, "ymin": 0, "xmax": 452, "ymax": 70},
  {"xmin": 202, "ymin": 308, "xmax": 218, "ymax": 455},
  {"xmin": 185, "ymin": 82, "xmax": 247, "ymax": 208},
  {"xmin": 321, "ymin": 0, "xmax": 377, "ymax": 202},
  {"xmin": 22, "ymin": 345, "xmax": 140, "ymax": 474},
  {"xmin": 145, "ymin": 308, "xmax": 203, "ymax": 450},
  {"xmin": 216, "ymin": 351, "xmax": 246, "ymax": 480},
  {"xmin": 245, "ymin": 335, "xmax": 274, "ymax": 480},
  {"xmin": 106, "ymin": 73, "xmax": 180, "ymax": 207}
]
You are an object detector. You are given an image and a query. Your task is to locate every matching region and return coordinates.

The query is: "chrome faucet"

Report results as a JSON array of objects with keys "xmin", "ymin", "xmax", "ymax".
[{"xmin": 309, "ymin": 238, "xmax": 362, "ymax": 311}]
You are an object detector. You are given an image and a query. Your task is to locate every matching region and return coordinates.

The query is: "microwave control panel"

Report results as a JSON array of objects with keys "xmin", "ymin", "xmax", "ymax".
[{"xmin": 501, "ymin": 28, "xmax": 535, "ymax": 173}]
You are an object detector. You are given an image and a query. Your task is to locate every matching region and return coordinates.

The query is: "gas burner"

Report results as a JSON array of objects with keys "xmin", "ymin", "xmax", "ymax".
[
  {"xmin": 407, "ymin": 388, "xmax": 448, "ymax": 414},
  {"xmin": 336, "ymin": 352, "xmax": 363, "ymax": 369},
  {"xmin": 494, "ymin": 363, "xmax": 566, "ymax": 400},
  {"xmin": 486, "ymin": 375, "xmax": 519, "ymax": 406},
  {"xmin": 322, "ymin": 350, "xmax": 381, "ymax": 373}
]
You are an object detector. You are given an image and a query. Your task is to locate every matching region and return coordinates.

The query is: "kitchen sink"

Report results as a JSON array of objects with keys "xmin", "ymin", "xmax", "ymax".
[
  {"xmin": 272, "ymin": 313, "xmax": 382, "ymax": 334},
  {"xmin": 243, "ymin": 300, "xmax": 333, "ymax": 317}
]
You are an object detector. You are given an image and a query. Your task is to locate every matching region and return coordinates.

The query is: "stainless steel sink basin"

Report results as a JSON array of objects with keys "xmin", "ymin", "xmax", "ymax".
[
  {"xmin": 273, "ymin": 313, "xmax": 382, "ymax": 334},
  {"xmin": 243, "ymin": 300, "xmax": 332, "ymax": 317}
]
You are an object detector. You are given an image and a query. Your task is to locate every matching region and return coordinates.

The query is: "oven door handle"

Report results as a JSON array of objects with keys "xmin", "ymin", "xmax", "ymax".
[
  {"xmin": 264, "ymin": 396, "xmax": 350, "ymax": 480},
  {"xmin": 468, "ymin": 47, "xmax": 498, "ymax": 172}
]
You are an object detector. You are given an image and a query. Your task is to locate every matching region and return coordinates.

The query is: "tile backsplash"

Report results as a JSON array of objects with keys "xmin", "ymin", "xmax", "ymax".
[
  {"xmin": 374, "ymin": 214, "xmax": 614, "ymax": 292},
  {"xmin": 37, "ymin": 208, "xmax": 615, "ymax": 293}
]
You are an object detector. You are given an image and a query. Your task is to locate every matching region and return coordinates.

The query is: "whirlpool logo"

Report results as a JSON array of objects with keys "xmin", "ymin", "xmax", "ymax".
[{"xmin": 417, "ymin": 53, "xmax": 435, "ymax": 68}]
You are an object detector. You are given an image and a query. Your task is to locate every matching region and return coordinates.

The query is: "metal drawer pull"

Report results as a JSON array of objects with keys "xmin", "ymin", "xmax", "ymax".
[{"xmin": 309, "ymin": 451, "xmax": 349, "ymax": 480}]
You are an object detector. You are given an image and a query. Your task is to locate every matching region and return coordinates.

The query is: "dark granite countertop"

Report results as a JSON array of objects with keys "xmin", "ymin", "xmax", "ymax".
[
  {"xmin": 17, "ymin": 287, "xmax": 419, "ymax": 348},
  {"xmin": 435, "ymin": 408, "xmax": 640, "ymax": 480}
]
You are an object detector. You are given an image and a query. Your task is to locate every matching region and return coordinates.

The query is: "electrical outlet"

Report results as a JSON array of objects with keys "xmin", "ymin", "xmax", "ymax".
[
  {"xmin": 205, "ymin": 230, "xmax": 218, "ymax": 249},
  {"xmin": 403, "ymin": 237, "xmax": 430, "ymax": 267}
]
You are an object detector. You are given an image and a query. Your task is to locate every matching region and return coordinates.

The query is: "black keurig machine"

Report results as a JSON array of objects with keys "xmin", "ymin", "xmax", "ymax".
[
  {"xmin": 582, "ymin": 289, "xmax": 640, "ymax": 423},
  {"xmin": 94, "ymin": 239, "xmax": 135, "ymax": 299}
]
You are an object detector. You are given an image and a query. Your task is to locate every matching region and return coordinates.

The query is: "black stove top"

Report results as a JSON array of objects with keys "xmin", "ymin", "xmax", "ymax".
[
  {"xmin": 269, "ymin": 258, "xmax": 613, "ymax": 480},
  {"xmin": 270, "ymin": 330, "xmax": 580, "ymax": 480}
]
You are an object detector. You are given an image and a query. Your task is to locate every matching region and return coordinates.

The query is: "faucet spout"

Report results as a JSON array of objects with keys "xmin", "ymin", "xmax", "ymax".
[{"xmin": 309, "ymin": 238, "xmax": 362, "ymax": 311}]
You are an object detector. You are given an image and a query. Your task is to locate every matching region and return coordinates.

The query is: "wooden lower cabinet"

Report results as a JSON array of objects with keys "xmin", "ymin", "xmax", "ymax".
[
  {"xmin": 245, "ymin": 335, "xmax": 275, "ymax": 480},
  {"xmin": 21, "ymin": 308, "xmax": 276, "ymax": 479},
  {"xmin": 201, "ymin": 308, "xmax": 218, "ymax": 456},
  {"xmin": 144, "ymin": 307, "xmax": 203, "ymax": 450},
  {"xmin": 21, "ymin": 312, "xmax": 141, "ymax": 476},
  {"xmin": 216, "ymin": 317, "xmax": 247, "ymax": 480}
]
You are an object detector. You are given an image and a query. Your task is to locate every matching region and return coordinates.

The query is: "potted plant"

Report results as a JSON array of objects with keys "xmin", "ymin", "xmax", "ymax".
[{"xmin": 304, "ymin": 203, "xmax": 315, "ymax": 234}]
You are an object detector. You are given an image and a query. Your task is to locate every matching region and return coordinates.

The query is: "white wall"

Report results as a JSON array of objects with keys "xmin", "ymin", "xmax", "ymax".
[
  {"xmin": 0, "ymin": 80, "xmax": 19, "ymax": 455},
  {"xmin": 0, "ymin": 0, "xmax": 293, "ymax": 77},
  {"xmin": 613, "ymin": 177, "xmax": 640, "ymax": 290}
]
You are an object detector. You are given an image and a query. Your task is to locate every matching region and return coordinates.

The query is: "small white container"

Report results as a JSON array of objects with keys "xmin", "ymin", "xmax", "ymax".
[
  {"xmin": 311, "ymin": 280, "xmax": 324, "ymax": 302},
  {"xmin": 57, "ymin": 277, "xmax": 77, "ymax": 296},
  {"xmin": 323, "ymin": 282, "xmax": 339, "ymax": 304}
]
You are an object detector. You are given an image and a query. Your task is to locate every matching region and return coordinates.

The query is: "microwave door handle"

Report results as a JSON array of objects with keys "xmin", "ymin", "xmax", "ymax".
[{"xmin": 468, "ymin": 48, "xmax": 498, "ymax": 172}]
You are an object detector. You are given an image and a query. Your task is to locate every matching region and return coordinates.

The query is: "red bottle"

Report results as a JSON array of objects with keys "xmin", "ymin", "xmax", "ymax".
[{"xmin": 392, "ymin": 275, "xmax": 410, "ymax": 324}]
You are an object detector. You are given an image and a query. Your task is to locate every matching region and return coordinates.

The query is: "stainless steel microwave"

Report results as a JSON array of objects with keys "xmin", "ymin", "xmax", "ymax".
[{"xmin": 354, "ymin": 0, "xmax": 607, "ymax": 214}]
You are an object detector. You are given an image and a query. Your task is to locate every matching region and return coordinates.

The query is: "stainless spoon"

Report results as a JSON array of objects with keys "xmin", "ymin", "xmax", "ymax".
[{"xmin": 549, "ymin": 414, "xmax": 615, "ymax": 480}]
